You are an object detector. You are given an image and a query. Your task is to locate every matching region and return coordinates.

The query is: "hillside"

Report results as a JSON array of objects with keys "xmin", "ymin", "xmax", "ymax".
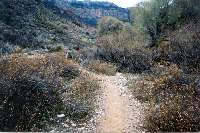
[
  {"xmin": 0, "ymin": 0, "xmax": 95, "ymax": 54},
  {"xmin": 44, "ymin": 0, "xmax": 130, "ymax": 26}
]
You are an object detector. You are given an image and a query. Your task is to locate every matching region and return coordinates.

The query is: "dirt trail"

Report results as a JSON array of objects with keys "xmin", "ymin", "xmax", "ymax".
[{"xmin": 94, "ymin": 73, "xmax": 144, "ymax": 133}]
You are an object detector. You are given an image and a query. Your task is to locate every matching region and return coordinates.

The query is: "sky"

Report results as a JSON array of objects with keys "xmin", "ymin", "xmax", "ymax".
[{"xmin": 95, "ymin": 0, "xmax": 146, "ymax": 8}]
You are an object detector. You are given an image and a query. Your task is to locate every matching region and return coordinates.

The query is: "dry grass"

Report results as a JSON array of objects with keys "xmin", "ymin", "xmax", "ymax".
[{"xmin": 87, "ymin": 60, "xmax": 117, "ymax": 76}]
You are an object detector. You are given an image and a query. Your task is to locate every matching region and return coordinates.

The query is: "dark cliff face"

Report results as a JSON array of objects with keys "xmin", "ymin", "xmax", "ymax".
[{"xmin": 45, "ymin": 0, "xmax": 130, "ymax": 26}]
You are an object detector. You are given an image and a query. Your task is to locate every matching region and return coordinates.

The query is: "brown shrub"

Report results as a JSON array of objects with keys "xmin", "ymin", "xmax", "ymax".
[
  {"xmin": 154, "ymin": 21, "xmax": 200, "ymax": 74},
  {"xmin": 63, "ymin": 74, "xmax": 100, "ymax": 123},
  {"xmin": 87, "ymin": 60, "xmax": 117, "ymax": 76},
  {"xmin": 132, "ymin": 64, "xmax": 200, "ymax": 132},
  {"xmin": 0, "ymin": 52, "xmax": 67, "ymax": 80},
  {"xmin": 97, "ymin": 27, "xmax": 143, "ymax": 50},
  {"xmin": 96, "ymin": 47, "xmax": 152, "ymax": 73},
  {"xmin": 95, "ymin": 20, "xmax": 153, "ymax": 74},
  {"xmin": 144, "ymin": 95, "xmax": 200, "ymax": 132},
  {"xmin": 61, "ymin": 64, "xmax": 80, "ymax": 80},
  {"xmin": 134, "ymin": 64, "xmax": 180, "ymax": 100},
  {"xmin": 0, "ymin": 52, "xmax": 70, "ymax": 131},
  {"xmin": 97, "ymin": 16, "xmax": 124, "ymax": 36}
]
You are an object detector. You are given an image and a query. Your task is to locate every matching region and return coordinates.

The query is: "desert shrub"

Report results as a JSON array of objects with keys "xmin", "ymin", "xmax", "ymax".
[
  {"xmin": 0, "ymin": 52, "xmax": 67, "ymax": 80},
  {"xmin": 0, "ymin": 43, "xmax": 15, "ymax": 55},
  {"xmin": 0, "ymin": 53, "xmax": 67, "ymax": 131},
  {"xmin": 97, "ymin": 27, "xmax": 141, "ymax": 49},
  {"xmin": 63, "ymin": 75, "xmax": 100, "ymax": 123},
  {"xmin": 152, "ymin": 21, "xmax": 200, "ymax": 74},
  {"xmin": 131, "ymin": 0, "xmax": 200, "ymax": 46},
  {"xmin": 145, "ymin": 95, "xmax": 200, "ymax": 132},
  {"xmin": 96, "ymin": 18, "xmax": 152, "ymax": 73},
  {"xmin": 128, "ymin": 76, "xmax": 154, "ymax": 103},
  {"xmin": 129, "ymin": 64, "xmax": 181, "ymax": 102},
  {"xmin": 13, "ymin": 46, "xmax": 23, "ymax": 53},
  {"xmin": 130, "ymin": 64, "xmax": 200, "ymax": 131},
  {"xmin": 168, "ymin": 22, "xmax": 200, "ymax": 73},
  {"xmin": 87, "ymin": 60, "xmax": 117, "ymax": 76},
  {"xmin": 96, "ymin": 47, "xmax": 152, "ymax": 73},
  {"xmin": 97, "ymin": 16, "xmax": 124, "ymax": 36},
  {"xmin": 49, "ymin": 44, "xmax": 64, "ymax": 52},
  {"xmin": 0, "ymin": 76, "xmax": 63, "ymax": 131},
  {"xmin": 61, "ymin": 64, "xmax": 80, "ymax": 81}
]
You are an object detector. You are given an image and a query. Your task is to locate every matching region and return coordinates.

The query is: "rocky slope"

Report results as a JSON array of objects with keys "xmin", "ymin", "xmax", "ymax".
[
  {"xmin": 44, "ymin": 0, "xmax": 130, "ymax": 26},
  {"xmin": 0, "ymin": 0, "xmax": 95, "ymax": 54}
]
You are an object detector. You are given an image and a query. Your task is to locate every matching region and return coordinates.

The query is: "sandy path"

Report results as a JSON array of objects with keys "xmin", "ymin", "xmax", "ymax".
[{"xmin": 94, "ymin": 73, "xmax": 144, "ymax": 133}]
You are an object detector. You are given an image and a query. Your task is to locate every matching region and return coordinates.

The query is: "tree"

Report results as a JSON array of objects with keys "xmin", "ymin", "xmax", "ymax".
[
  {"xmin": 132, "ymin": 0, "xmax": 172, "ymax": 46},
  {"xmin": 168, "ymin": 0, "xmax": 200, "ymax": 24},
  {"xmin": 131, "ymin": 0, "xmax": 200, "ymax": 47}
]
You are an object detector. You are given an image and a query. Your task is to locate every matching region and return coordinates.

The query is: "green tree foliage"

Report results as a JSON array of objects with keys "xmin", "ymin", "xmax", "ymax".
[
  {"xmin": 168, "ymin": 0, "xmax": 200, "ymax": 24},
  {"xmin": 131, "ymin": 0, "xmax": 200, "ymax": 46},
  {"xmin": 131, "ymin": 0, "xmax": 172, "ymax": 46},
  {"xmin": 97, "ymin": 16, "xmax": 124, "ymax": 36}
]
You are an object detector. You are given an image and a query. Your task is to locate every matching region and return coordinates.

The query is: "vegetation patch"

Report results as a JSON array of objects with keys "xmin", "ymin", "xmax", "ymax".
[
  {"xmin": 61, "ymin": 64, "xmax": 80, "ymax": 81},
  {"xmin": 0, "ymin": 53, "xmax": 67, "ymax": 131},
  {"xmin": 63, "ymin": 74, "xmax": 100, "ymax": 123},
  {"xmin": 129, "ymin": 63, "xmax": 200, "ymax": 132},
  {"xmin": 97, "ymin": 47, "xmax": 152, "ymax": 74},
  {"xmin": 96, "ymin": 17, "xmax": 152, "ymax": 74},
  {"xmin": 86, "ymin": 60, "xmax": 117, "ymax": 76}
]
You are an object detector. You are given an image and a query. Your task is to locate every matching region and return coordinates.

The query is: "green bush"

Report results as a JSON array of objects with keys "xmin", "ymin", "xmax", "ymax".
[
  {"xmin": 151, "ymin": 21, "xmax": 200, "ymax": 74},
  {"xmin": 49, "ymin": 44, "xmax": 64, "ymax": 52},
  {"xmin": 97, "ymin": 26, "xmax": 142, "ymax": 49},
  {"xmin": 96, "ymin": 20, "xmax": 151, "ymax": 73}
]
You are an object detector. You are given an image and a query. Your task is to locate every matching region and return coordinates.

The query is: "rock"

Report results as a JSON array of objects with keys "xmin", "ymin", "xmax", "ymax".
[
  {"xmin": 71, "ymin": 123, "xmax": 76, "ymax": 127},
  {"xmin": 57, "ymin": 114, "xmax": 65, "ymax": 118},
  {"xmin": 63, "ymin": 123, "xmax": 69, "ymax": 128}
]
